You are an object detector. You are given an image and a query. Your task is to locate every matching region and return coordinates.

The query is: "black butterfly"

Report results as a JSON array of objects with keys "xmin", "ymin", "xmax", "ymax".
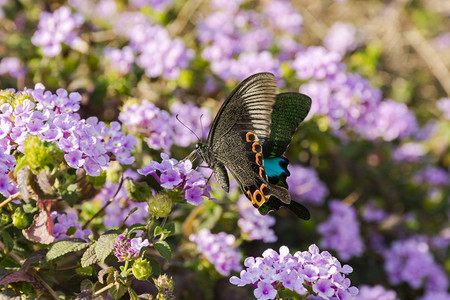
[{"xmin": 196, "ymin": 72, "xmax": 311, "ymax": 219}]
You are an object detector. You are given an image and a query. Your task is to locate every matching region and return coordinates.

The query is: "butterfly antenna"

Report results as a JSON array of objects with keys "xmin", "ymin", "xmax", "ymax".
[{"xmin": 175, "ymin": 114, "xmax": 201, "ymax": 141}]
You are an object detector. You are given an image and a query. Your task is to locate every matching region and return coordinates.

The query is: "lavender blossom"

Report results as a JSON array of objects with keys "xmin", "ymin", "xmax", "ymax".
[
  {"xmin": 392, "ymin": 142, "xmax": 426, "ymax": 162},
  {"xmin": 414, "ymin": 166, "xmax": 449, "ymax": 186},
  {"xmin": 51, "ymin": 212, "xmax": 92, "ymax": 242},
  {"xmin": 324, "ymin": 22, "xmax": 358, "ymax": 56},
  {"xmin": 353, "ymin": 285, "xmax": 398, "ymax": 300},
  {"xmin": 104, "ymin": 46, "xmax": 135, "ymax": 75},
  {"xmin": 437, "ymin": 97, "xmax": 450, "ymax": 120},
  {"xmin": 189, "ymin": 228, "xmax": 242, "ymax": 276},
  {"xmin": 131, "ymin": 0, "xmax": 174, "ymax": 11},
  {"xmin": 237, "ymin": 196, "xmax": 277, "ymax": 243},
  {"xmin": 230, "ymin": 244, "xmax": 359, "ymax": 300},
  {"xmin": 0, "ymin": 144, "xmax": 17, "ymax": 197},
  {"xmin": 114, "ymin": 234, "xmax": 150, "ymax": 261},
  {"xmin": 1, "ymin": 85, "xmax": 136, "ymax": 177},
  {"xmin": 317, "ymin": 200, "xmax": 364, "ymax": 260},
  {"xmin": 292, "ymin": 46, "xmax": 344, "ymax": 81},
  {"xmin": 384, "ymin": 237, "xmax": 449, "ymax": 292},
  {"xmin": 119, "ymin": 99, "xmax": 174, "ymax": 152},
  {"xmin": 138, "ymin": 153, "xmax": 214, "ymax": 206},
  {"xmin": 287, "ymin": 165, "xmax": 329, "ymax": 206},
  {"xmin": 31, "ymin": 6, "xmax": 84, "ymax": 57},
  {"xmin": 263, "ymin": 1, "xmax": 302, "ymax": 35},
  {"xmin": 0, "ymin": 57, "xmax": 25, "ymax": 79},
  {"xmin": 361, "ymin": 201, "xmax": 388, "ymax": 223}
]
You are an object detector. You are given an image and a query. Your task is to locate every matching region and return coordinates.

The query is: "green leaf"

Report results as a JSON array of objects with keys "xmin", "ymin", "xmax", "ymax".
[
  {"xmin": 46, "ymin": 239, "xmax": 91, "ymax": 261},
  {"xmin": 153, "ymin": 241, "xmax": 171, "ymax": 262},
  {"xmin": 61, "ymin": 184, "xmax": 79, "ymax": 206},
  {"xmin": 147, "ymin": 257, "xmax": 161, "ymax": 278},
  {"xmin": 81, "ymin": 243, "xmax": 99, "ymax": 267},
  {"xmin": 109, "ymin": 282, "xmax": 128, "ymax": 300},
  {"xmin": 95, "ymin": 230, "xmax": 119, "ymax": 263},
  {"xmin": 0, "ymin": 231, "xmax": 14, "ymax": 253}
]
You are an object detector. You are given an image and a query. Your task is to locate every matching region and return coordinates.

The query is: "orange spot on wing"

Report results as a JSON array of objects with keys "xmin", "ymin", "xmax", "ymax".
[
  {"xmin": 252, "ymin": 142, "xmax": 261, "ymax": 153},
  {"xmin": 253, "ymin": 189, "xmax": 264, "ymax": 206},
  {"xmin": 246, "ymin": 132, "xmax": 256, "ymax": 142}
]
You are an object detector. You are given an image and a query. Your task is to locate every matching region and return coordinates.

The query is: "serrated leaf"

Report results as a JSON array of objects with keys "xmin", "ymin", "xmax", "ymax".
[
  {"xmin": 165, "ymin": 223, "xmax": 175, "ymax": 236},
  {"xmin": 153, "ymin": 241, "xmax": 171, "ymax": 262},
  {"xmin": 46, "ymin": 238, "xmax": 91, "ymax": 261},
  {"xmin": 147, "ymin": 257, "xmax": 161, "ymax": 278},
  {"xmin": 80, "ymin": 278, "xmax": 94, "ymax": 292},
  {"xmin": 109, "ymin": 282, "xmax": 128, "ymax": 300},
  {"xmin": 154, "ymin": 226, "xmax": 163, "ymax": 236},
  {"xmin": 16, "ymin": 166, "xmax": 30, "ymax": 203},
  {"xmin": 81, "ymin": 243, "xmax": 99, "ymax": 267},
  {"xmin": 95, "ymin": 231, "xmax": 119, "ymax": 263}
]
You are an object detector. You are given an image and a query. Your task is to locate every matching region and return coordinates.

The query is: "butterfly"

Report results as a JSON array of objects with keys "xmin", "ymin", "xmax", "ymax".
[{"xmin": 196, "ymin": 72, "xmax": 312, "ymax": 219}]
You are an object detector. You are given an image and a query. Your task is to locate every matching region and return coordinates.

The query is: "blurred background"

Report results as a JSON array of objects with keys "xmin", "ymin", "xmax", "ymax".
[{"xmin": 0, "ymin": 0, "xmax": 449, "ymax": 299}]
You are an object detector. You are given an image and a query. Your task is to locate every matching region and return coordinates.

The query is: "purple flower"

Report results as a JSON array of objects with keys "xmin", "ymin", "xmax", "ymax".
[
  {"xmin": 318, "ymin": 200, "xmax": 364, "ymax": 260},
  {"xmin": 434, "ymin": 33, "xmax": 450, "ymax": 51},
  {"xmin": 292, "ymin": 46, "xmax": 344, "ymax": 81},
  {"xmin": 0, "ymin": 57, "xmax": 25, "ymax": 78},
  {"xmin": 419, "ymin": 291, "xmax": 450, "ymax": 300},
  {"xmin": 414, "ymin": 166, "xmax": 449, "ymax": 185},
  {"xmin": 230, "ymin": 244, "xmax": 359, "ymax": 299},
  {"xmin": 254, "ymin": 281, "xmax": 277, "ymax": 300},
  {"xmin": 384, "ymin": 237, "xmax": 448, "ymax": 291},
  {"xmin": 263, "ymin": 1, "xmax": 302, "ymax": 35},
  {"xmin": 131, "ymin": 0, "xmax": 174, "ymax": 11},
  {"xmin": 51, "ymin": 212, "xmax": 92, "ymax": 242},
  {"xmin": 437, "ymin": 97, "xmax": 450, "ymax": 120},
  {"xmin": 31, "ymin": 6, "xmax": 84, "ymax": 57},
  {"xmin": 189, "ymin": 229, "xmax": 242, "ymax": 276},
  {"xmin": 104, "ymin": 46, "xmax": 135, "ymax": 75},
  {"xmin": 324, "ymin": 22, "xmax": 358, "ymax": 56},
  {"xmin": 287, "ymin": 165, "xmax": 328, "ymax": 206},
  {"xmin": 237, "ymin": 196, "xmax": 277, "ymax": 243},
  {"xmin": 354, "ymin": 285, "xmax": 398, "ymax": 300},
  {"xmin": 392, "ymin": 142, "xmax": 426, "ymax": 162},
  {"xmin": 138, "ymin": 153, "xmax": 214, "ymax": 206},
  {"xmin": 361, "ymin": 201, "xmax": 388, "ymax": 223},
  {"xmin": 114, "ymin": 234, "xmax": 149, "ymax": 261}
]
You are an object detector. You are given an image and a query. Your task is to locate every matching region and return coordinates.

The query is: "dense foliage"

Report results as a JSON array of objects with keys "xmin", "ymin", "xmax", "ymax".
[{"xmin": 0, "ymin": 0, "xmax": 449, "ymax": 299}]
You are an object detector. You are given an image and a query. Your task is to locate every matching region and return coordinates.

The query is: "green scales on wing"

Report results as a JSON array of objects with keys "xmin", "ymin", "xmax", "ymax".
[
  {"xmin": 195, "ymin": 73, "xmax": 312, "ymax": 219},
  {"xmin": 258, "ymin": 93, "xmax": 312, "ymax": 219}
]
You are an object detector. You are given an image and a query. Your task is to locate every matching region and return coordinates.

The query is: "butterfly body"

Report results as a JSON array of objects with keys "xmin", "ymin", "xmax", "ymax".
[{"xmin": 196, "ymin": 73, "xmax": 311, "ymax": 219}]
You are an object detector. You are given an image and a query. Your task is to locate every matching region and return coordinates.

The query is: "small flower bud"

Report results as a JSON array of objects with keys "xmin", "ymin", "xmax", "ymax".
[
  {"xmin": 155, "ymin": 274, "xmax": 174, "ymax": 293},
  {"xmin": 12, "ymin": 209, "xmax": 29, "ymax": 229},
  {"xmin": 132, "ymin": 257, "xmax": 152, "ymax": 280},
  {"xmin": 147, "ymin": 193, "xmax": 172, "ymax": 218}
]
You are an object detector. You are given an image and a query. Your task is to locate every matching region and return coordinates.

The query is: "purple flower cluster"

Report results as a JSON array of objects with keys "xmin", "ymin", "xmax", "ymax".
[
  {"xmin": 353, "ymin": 285, "xmax": 398, "ymax": 300},
  {"xmin": 230, "ymin": 244, "xmax": 358, "ymax": 300},
  {"xmin": 0, "ymin": 57, "xmax": 25, "ymax": 79},
  {"xmin": 31, "ymin": 6, "xmax": 84, "ymax": 57},
  {"xmin": 138, "ymin": 153, "xmax": 214, "ymax": 206},
  {"xmin": 197, "ymin": 0, "xmax": 303, "ymax": 80},
  {"xmin": 236, "ymin": 196, "xmax": 277, "ymax": 243},
  {"xmin": 361, "ymin": 201, "xmax": 387, "ymax": 223},
  {"xmin": 189, "ymin": 228, "xmax": 242, "ymax": 276},
  {"xmin": 292, "ymin": 47, "xmax": 344, "ymax": 81},
  {"xmin": 383, "ymin": 237, "xmax": 449, "ymax": 292},
  {"xmin": 419, "ymin": 291, "xmax": 450, "ymax": 300},
  {"xmin": 392, "ymin": 142, "xmax": 426, "ymax": 162},
  {"xmin": 317, "ymin": 200, "xmax": 364, "ymax": 261},
  {"xmin": 0, "ymin": 85, "xmax": 136, "ymax": 176},
  {"xmin": 131, "ymin": 0, "xmax": 174, "ymax": 11},
  {"xmin": 113, "ymin": 12, "xmax": 193, "ymax": 79},
  {"xmin": 94, "ymin": 170, "xmax": 149, "ymax": 228},
  {"xmin": 104, "ymin": 46, "xmax": 135, "ymax": 75},
  {"xmin": 287, "ymin": 165, "xmax": 329, "ymax": 206},
  {"xmin": 414, "ymin": 166, "xmax": 449, "ymax": 186},
  {"xmin": 51, "ymin": 212, "xmax": 92, "ymax": 242},
  {"xmin": 300, "ymin": 66, "xmax": 418, "ymax": 141},
  {"xmin": 119, "ymin": 99, "xmax": 174, "ymax": 151},
  {"xmin": 437, "ymin": 97, "xmax": 450, "ymax": 120},
  {"xmin": 113, "ymin": 234, "xmax": 149, "ymax": 261},
  {"xmin": 323, "ymin": 22, "xmax": 358, "ymax": 56},
  {"xmin": 0, "ymin": 144, "xmax": 17, "ymax": 197}
]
